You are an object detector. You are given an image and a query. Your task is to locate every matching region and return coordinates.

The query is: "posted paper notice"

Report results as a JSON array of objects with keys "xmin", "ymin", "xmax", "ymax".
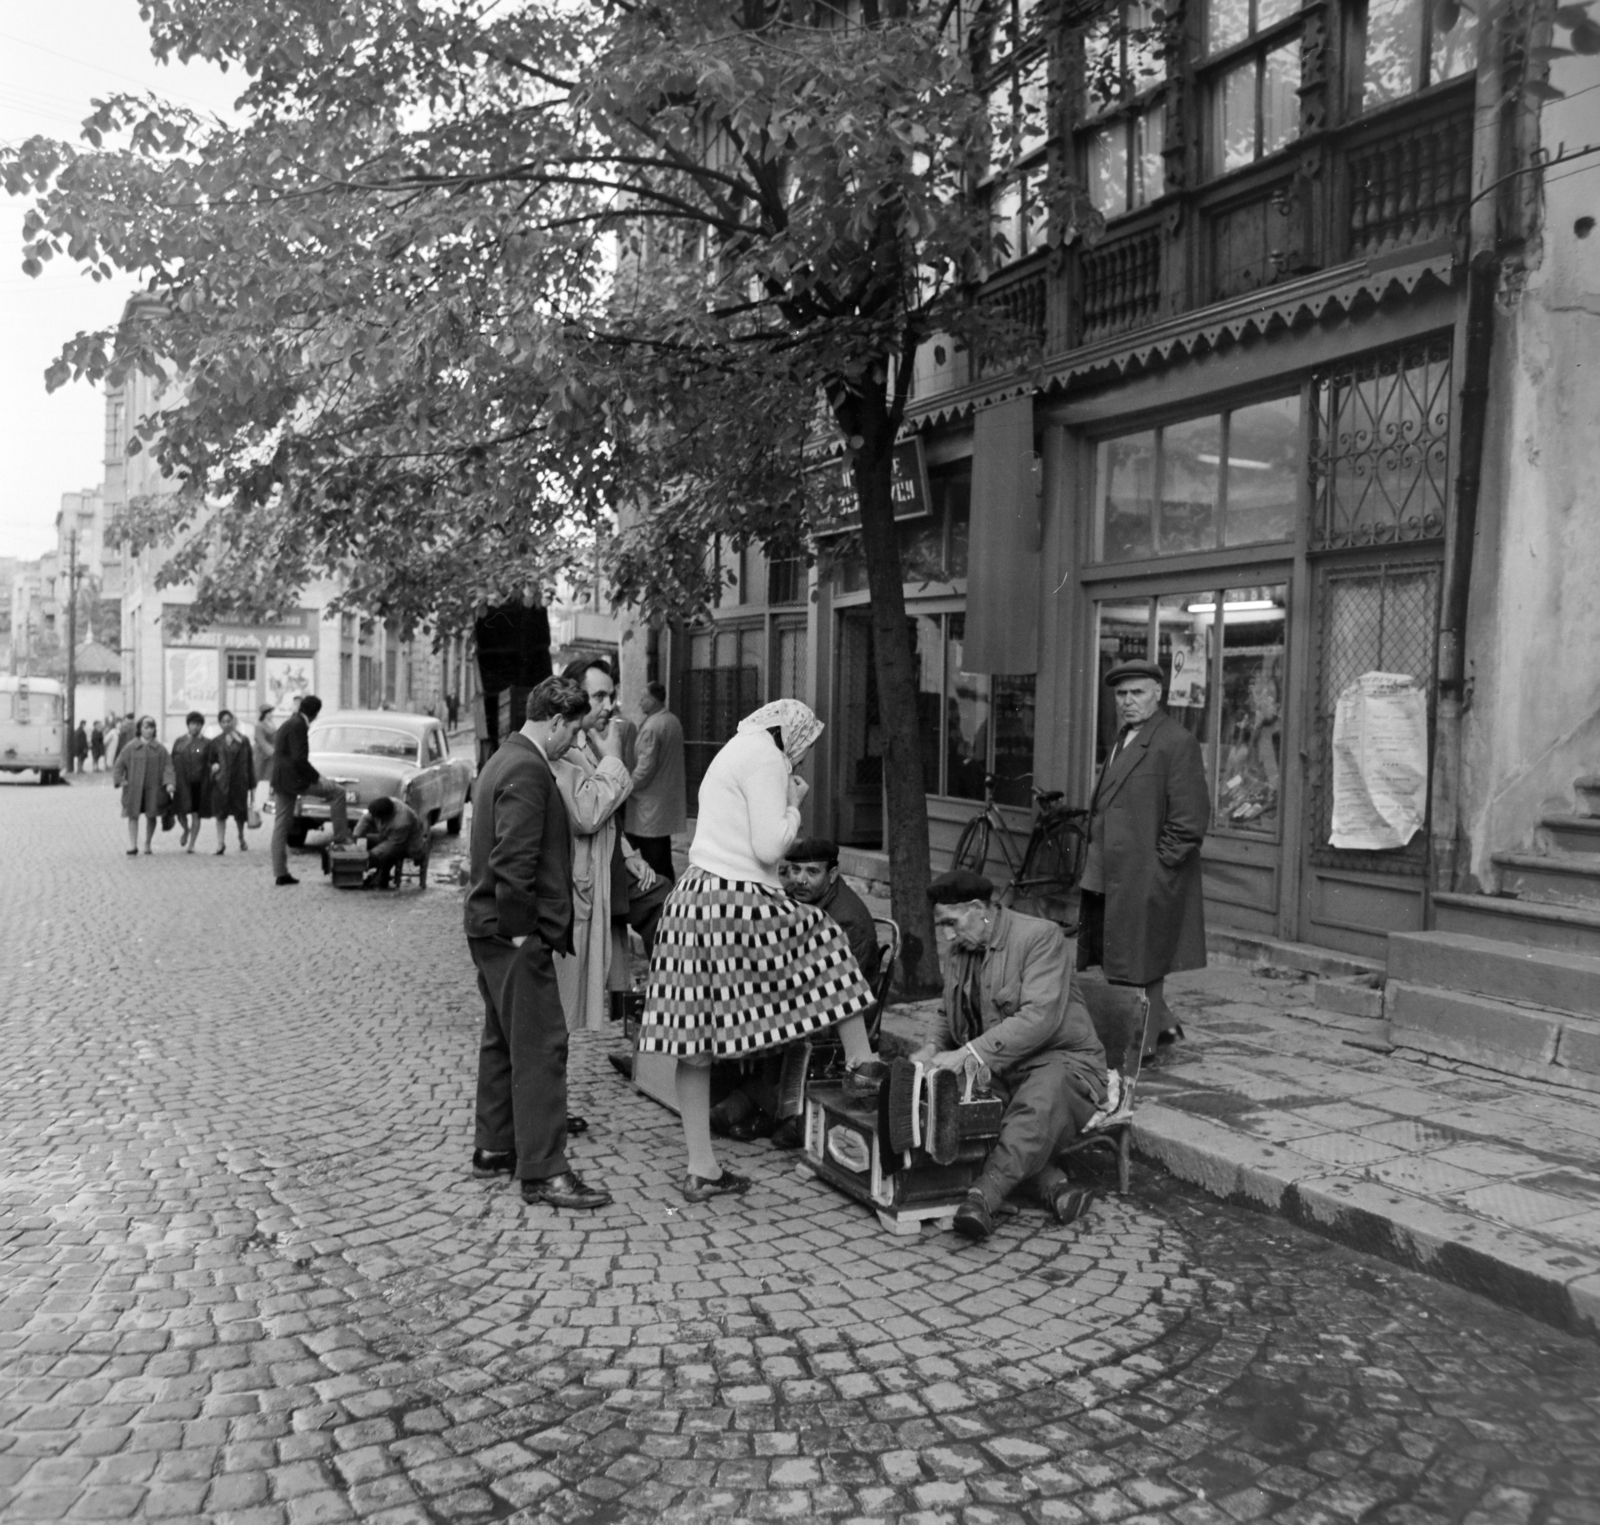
[{"xmin": 1329, "ymin": 671, "xmax": 1428, "ymax": 851}]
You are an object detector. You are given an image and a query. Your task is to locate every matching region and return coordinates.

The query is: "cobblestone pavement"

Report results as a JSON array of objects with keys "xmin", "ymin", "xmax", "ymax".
[{"xmin": 4, "ymin": 776, "xmax": 1600, "ymax": 1525}]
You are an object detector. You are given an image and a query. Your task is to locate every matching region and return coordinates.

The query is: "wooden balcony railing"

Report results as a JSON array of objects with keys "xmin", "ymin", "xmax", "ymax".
[
  {"xmin": 1077, "ymin": 221, "xmax": 1163, "ymax": 345},
  {"xmin": 1344, "ymin": 94, "xmax": 1474, "ymax": 259},
  {"xmin": 977, "ymin": 255, "xmax": 1049, "ymax": 373}
]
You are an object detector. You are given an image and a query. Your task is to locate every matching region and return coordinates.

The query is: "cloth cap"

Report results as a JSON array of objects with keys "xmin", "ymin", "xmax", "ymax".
[
  {"xmin": 927, "ymin": 868, "xmax": 996, "ymax": 905},
  {"xmin": 1103, "ymin": 659, "xmax": 1165, "ymax": 688}
]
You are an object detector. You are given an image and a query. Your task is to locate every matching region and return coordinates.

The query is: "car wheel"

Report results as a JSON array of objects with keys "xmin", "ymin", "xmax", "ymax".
[
  {"xmin": 287, "ymin": 821, "xmax": 309, "ymax": 849},
  {"xmin": 446, "ymin": 810, "xmax": 463, "ymax": 835}
]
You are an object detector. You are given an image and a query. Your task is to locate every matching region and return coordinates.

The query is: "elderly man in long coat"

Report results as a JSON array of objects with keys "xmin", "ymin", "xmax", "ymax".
[{"xmin": 1077, "ymin": 658, "xmax": 1210, "ymax": 1064}]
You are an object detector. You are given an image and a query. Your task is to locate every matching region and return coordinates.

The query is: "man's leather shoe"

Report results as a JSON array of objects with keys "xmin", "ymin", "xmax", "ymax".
[
  {"xmin": 727, "ymin": 1109, "xmax": 776, "ymax": 1142},
  {"xmin": 275, "ymin": 874, "xmax": 299, "ymax": 886},
  {"xmin": 771, "ymin": 1117, "xmax": 803, "ymax": 1150},
  {"xmin": 522, "ymin": 1171, "xmax": 612, "ymax": 1210},
  {"xmin": 1051, "ymin": 1184, "xmax": 1098, "ymax": 1227},
  {"xmin": 472, "ymin": 1149, "xmax": 515, "ymax": 1177},
  {"xmin": 952, "ymin": 1190, "xmax": 994, "ymax": 1241},
  {"xmin": 607, "ymin": 1052, "xmax": 634, "ymax": 1080}
]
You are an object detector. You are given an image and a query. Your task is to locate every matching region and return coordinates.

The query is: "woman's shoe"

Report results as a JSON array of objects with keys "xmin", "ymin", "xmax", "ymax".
[
  {"xmin": 215, "ymin": 846, "xmax": 226, "ymax": 855},
  {"xmin": 125, "ymin": 848, "xmax": 138, "ymax": 857},
  {"xmin": 681, "ymin": 1169, "xmax": 752, "ymax": 1203}
]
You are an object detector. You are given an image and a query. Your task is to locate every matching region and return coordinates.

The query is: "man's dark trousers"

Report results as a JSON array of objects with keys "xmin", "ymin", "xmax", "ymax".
[
  {"xmin": 972, "ymin": 1052, "xmax": 1098, "ymax": 1213},
  {"xmin": 470, "ymin": 935, "xmax": 569, "ymax": 1182}
]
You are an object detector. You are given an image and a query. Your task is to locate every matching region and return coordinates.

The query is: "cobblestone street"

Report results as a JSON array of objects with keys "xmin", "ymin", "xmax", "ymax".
[{"xmin": 5, "ymin": 776, "xmax": 1600, "ymax": 1525}]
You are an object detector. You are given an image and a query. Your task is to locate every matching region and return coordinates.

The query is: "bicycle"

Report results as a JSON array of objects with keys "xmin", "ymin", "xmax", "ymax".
[{"xmin": 949, "ymin": 772, "xmax": 1089, "ymax": 931}]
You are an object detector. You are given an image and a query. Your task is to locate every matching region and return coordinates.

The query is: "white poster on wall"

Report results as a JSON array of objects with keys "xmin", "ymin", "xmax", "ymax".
[
  {"xmin": 265, "ymin": 656, "xmax": 314, "ymax": 717},
  {"xmin": 1329, "ymin": 671, "xmax": 1428, "ymax": 850},
  {"xmin": 165, "ymin": 648, "xmax": 219, "ymax": 715}
]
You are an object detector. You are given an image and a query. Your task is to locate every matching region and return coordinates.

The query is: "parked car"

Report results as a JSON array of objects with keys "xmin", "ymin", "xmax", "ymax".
[{"xmin": 284, "ymin": 710, "xmax": 473, "ymax": 848}]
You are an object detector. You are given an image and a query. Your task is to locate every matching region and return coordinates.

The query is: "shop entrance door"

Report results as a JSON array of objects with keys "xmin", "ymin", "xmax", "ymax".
[{"xmin": 1296, "ymin": 557, "xmax": 1441, "ymax": 958}]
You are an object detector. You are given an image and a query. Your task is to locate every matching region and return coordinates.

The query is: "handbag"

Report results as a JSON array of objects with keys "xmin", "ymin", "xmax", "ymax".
[
  {"xmin": 159, "ymin": 787, "xmax": 176, "ymax": 833},
  {"xmin": 247, "ymin": 805, "xmax": 263, "ymax": 830}
]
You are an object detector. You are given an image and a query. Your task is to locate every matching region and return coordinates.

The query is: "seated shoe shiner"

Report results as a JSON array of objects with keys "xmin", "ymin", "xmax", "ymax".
[
  {"xmin": 356, "ymin": 795, "xmax": 426, "ymax": 888},
  {"xmin": 907, "ymin": 868, "xmax": 1106, "ymax": 1242},
  {"xmin": 710, "ymin": 838, "xmax": 882, "ymax": 1146}
]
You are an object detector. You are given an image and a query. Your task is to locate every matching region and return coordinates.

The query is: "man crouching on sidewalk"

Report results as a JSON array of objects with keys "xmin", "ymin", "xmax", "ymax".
[{"xmin": 909, "ymin": 869, "xmax": 1106, "ymax": 1242}]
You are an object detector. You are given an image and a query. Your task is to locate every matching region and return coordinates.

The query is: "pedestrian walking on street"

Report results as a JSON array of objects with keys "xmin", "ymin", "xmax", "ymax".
[
  {"xmin": 209, "ymin": 708, "xmax": 256, "ymax": 853},
  {"xmin": 71, "ymin": 721, "xmax": 89, "ymax": 774},
  {"xmin": 171, "ymin": 711, "xmax": 214, "ymax": 853},
  {"xmin": 268, "ymin": 694, "xmax": 350, "ymax": 885},
  {"xmin": 446, "ymin": 691, "xmax": 460, "ymax": 728},
  {"xmin": 465, "ymin": 675, "xmax": 613, "ymax": 1211},
  {"xmin": 1077, "ymin": 659, "xmax": 1210, "ymax": 1064},
  {"xmin": 115, "ymin": 713, "xmax": 136, "ymax": 766},
  {"xmin": 636, "ymin": 699, "xmax": 878, "ymax": 1203},
  {"xmin": 252, "ymin": 704, "xmax": 278, "ymax": 814},
  {"xmin": 624, "ymin": 681, "xmax": 687, "ymax": 882},
  {"xmin": 112, "ymin": 716, "xmax": 174, "ymax": 856},
  {"xmin": 90, "ymin": 720, "xmax": 106, "ymax": 771}
]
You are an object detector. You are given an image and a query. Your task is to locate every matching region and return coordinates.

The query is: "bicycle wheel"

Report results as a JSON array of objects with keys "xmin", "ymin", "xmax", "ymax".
[
  {"xmin": 1011, "ymin": 818, "xmax": 1087, "ymax": 928},
  {"xmin": 950, "ymin": 812, "xmax": 992, "ymax": 875}
]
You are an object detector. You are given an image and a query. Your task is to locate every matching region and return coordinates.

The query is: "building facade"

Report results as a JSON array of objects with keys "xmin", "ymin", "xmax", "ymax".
[{"xmin": 668, "ymin": 4, "xmax": 1600, "ymax": 971}]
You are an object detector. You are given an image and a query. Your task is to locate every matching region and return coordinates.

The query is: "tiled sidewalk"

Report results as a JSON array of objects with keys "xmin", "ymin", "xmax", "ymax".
[{"xmin": 881, "ymin": 961, "xmax": 1600, "ymax": 1341}]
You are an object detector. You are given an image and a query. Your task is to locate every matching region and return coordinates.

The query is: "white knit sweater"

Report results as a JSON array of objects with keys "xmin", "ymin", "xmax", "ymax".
[{"xmin": 688, "ymin": 728, "xmax": 801, "ymax": 888}]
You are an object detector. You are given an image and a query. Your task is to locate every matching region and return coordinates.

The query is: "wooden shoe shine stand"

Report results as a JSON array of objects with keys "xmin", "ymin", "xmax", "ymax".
[{"xmin": 797, "ymin": 1081, "xmax": 1003, "ymax": 1236}]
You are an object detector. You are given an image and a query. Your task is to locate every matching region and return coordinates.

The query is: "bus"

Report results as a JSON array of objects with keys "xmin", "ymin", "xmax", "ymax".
[{"xmin": 0, "ymin": 675, "xmax": 66, "ymax": 784}]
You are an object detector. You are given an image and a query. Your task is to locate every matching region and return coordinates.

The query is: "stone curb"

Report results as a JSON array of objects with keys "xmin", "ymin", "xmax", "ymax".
[{"xmin": 1132, "ymin": 1103, "xmax": 1600, "ymax": 1344}]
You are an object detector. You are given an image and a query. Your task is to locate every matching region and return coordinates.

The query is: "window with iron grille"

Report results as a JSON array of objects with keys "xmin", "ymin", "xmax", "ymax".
[{"xmin": 1309, "ymin": 337, "xmax": 1450, "ymax": 550}]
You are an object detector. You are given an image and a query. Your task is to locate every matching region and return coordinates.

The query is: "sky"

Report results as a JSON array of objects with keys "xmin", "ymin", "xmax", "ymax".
[{"xmin": 0, "ymin": 1, "xmax": 238, "ymax": 560}]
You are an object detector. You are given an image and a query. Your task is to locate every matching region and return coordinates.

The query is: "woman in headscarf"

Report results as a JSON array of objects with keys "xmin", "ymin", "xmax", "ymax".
[
  {"xmin": 637, "ymin": 699, "xmax": 880, "ymax": 1202},
  {"xmin": 112, "ymin": 716, "xmax": 174, "ymax": 856}
]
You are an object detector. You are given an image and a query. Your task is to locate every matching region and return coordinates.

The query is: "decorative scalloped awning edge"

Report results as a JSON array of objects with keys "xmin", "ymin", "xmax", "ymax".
[{"xmin": 903, "ymin": 251, "xmax": 1459, "ymax": 434}]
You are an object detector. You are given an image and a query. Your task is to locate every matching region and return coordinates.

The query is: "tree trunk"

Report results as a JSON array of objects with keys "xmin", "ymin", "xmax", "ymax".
[{"xmin": 850, "ymin": 384, "xmax": 941, "ymax": 994}]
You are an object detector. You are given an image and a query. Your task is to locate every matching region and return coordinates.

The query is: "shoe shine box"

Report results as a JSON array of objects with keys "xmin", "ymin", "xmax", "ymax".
[
  {"xmin": 800, "ymin": 1081, "xmax": 998, "ymax": 1236},
  {"xmin": 328, "ymin": 841, "xmax": 369, "ymax": 889}
]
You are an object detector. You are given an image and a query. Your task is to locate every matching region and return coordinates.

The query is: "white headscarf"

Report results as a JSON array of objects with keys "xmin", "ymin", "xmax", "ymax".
[{"xmin": 737, "ymin": 699, "xmax": 824, "ymax": 771}]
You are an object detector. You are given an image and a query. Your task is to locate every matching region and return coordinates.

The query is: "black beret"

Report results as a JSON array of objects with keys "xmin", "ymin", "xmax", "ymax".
[
  {"xmin": 1103, "ymin": 659, "xmax": 1165, "ymax": 688},
  {"xmin": 927, "ymin": 868, "xmax": 996, "ymax": 905}
]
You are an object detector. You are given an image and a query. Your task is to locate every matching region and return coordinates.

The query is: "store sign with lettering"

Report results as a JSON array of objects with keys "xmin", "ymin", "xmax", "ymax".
[{"xmin": 811, "ymin": 438, "xmax": 931, "ymax": 537}]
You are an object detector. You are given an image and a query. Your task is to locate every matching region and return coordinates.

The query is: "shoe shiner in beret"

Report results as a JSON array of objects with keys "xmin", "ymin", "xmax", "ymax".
[
  {"xmin": 709, "ymin": 838, "xmax": 883, "ymax": 1148},
  {"xmin": 900, "ymin": 869, "xmax": 1106, "ymax": 1241},
  {"xmin": 1078, "ymin": 658, "xmax": 1210, "ymax": 1065}
]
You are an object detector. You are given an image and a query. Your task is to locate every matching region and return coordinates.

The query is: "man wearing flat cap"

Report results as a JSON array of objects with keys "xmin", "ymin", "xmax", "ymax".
[
  {"xmin": 908, "ymin": 869, "xmax": 1106, "ymax": 1242},
  {"xmin": 1078, "ymin": 658, "xmax": 1210, "ymax": 1062}
]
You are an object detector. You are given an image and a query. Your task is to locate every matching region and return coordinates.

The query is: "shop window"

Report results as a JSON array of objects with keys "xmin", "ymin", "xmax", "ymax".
[
  {"xmin": 983, "ymin": 1, "xmax": 1053, "ymax": 265},
  {"xmin": 1310, "ymin": 338, "xmax": 1449, "ymax": 550},
  {"xmin": 1093, "ymin": 584, "xmax": 1287, "ymax": 838},
  {"xmin": 1093, "ymin": 395, "xmax": 1299, "ymax": 561},
  {"xmin": 1352, "ymin": 0, "xmax": 1476, "ymax": 114},
  {"xmin": 1080, "ymin": 0, "xmax": 1167, "ymax": 219},
  {"xmin": 1204, "ymin": 0, "xmax": 1303, "ymax": 177},
  {"xmin": 914, "ymin": 612, "xmax": 1037, "ymax": 805}
]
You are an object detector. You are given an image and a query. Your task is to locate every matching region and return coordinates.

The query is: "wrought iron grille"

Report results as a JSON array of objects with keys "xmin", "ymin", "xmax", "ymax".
[
  {"xmin": 1306, "ymin": 559, "xmax": 1441, "ymax": 873},
  {"xmin": 1309, "ymin": 338, "xmax": 1450, "ymax": 550}
]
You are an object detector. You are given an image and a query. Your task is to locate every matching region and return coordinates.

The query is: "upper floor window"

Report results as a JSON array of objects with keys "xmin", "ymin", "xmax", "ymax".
[
  {"xmin": 982, "ymin": 0, "xmax": 1053, "ymax": 265},
  {"xmin": 1352, "ymin": 0, "xmax": 1477, "ymax": 113},
  {"xmin": 105, "ymin": 396, "xmax": 126, "ymax": 464},
  {"xmin": 1079, "ymin": 0, "xmax": 1167, "ymax": 219},
  {"xmin": 1205, "ymin": 0, "xmax": 1303, "ymax": 176}
]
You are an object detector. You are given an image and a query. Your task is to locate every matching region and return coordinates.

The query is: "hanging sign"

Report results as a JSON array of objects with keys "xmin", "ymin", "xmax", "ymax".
[
  {"xmin": 811, "ymin": 438, "xmax": 931, "ymax": 536},
  {"xmin": 1329, "ymin": 671, "xmax": 1429, "ymax": 850}
]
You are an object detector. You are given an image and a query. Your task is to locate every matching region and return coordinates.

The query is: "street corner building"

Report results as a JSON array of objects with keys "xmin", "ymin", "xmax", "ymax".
[{"xmin": 644, "ymin": 8, "xmax": 1600, "ymax": 1092}]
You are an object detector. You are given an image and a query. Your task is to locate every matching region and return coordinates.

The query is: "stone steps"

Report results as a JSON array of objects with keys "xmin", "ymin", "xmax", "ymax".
[
  {"xmin": 1492, "ymin": 851, "xmax": 1600, "ymax": 910},
  {"xmin": 1539, "ymin": 814, "xmax": 1600, "ymax": 856},
  {"xmin": 1433, "ymin": 892, "xmax": 1600, "ymax": 957},
  {"xmin": 1389, "ymin": 929, "xmax": 1600, "ymax": 1018}
]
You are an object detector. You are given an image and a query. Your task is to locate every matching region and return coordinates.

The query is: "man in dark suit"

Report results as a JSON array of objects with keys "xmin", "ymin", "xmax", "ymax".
[
  {"xmin": 466, "ymin": 675, "xmax": 612, "ymax": 1211},
  {"xmin": 1077, "ymin": 658, "xmax": 1210, "ymax": 1063},
  {"xmin": 268, "ymin": 694, "xmax": 351, "ymax": 885}
]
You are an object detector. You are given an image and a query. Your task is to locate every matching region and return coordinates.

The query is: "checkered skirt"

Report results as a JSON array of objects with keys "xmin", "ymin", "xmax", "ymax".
[{"xmin": 636, "ymin": 867, "xmax": 874, "ymax": 1058}]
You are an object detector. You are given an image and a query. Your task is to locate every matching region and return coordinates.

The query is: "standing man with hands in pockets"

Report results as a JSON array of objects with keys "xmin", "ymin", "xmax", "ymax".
[{"xmin": 465, "ymin": 675, "xmax": 614, "ymax": 1211}]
